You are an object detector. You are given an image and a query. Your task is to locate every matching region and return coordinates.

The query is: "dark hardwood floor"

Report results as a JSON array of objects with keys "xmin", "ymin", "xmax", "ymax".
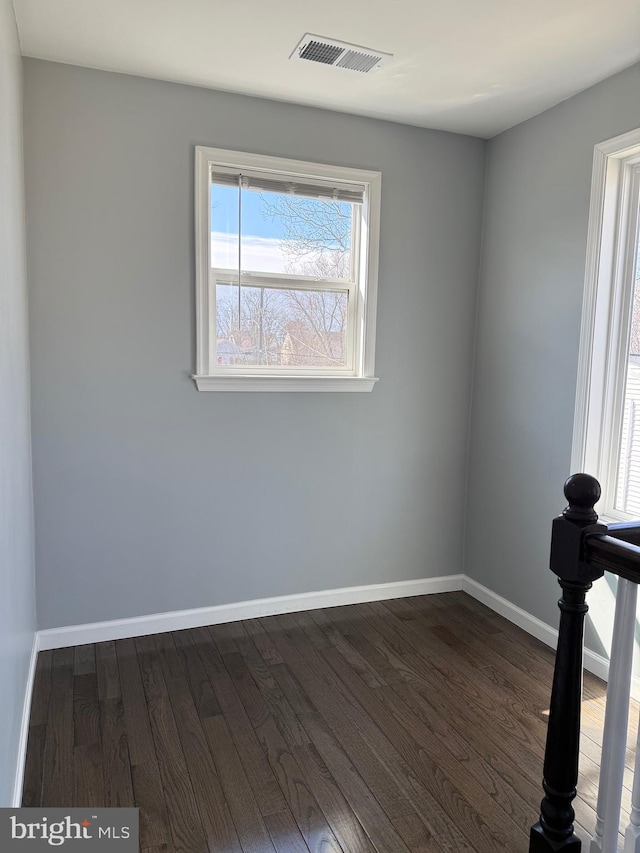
[{"xmin": 22, "ymin": 591, "xmax": 627, "ymax": 853}]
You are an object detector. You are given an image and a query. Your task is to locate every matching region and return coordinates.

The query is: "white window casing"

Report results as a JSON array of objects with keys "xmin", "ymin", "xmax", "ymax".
[
  {"xmin": 572, "ymin": 128, "xmax": 640, "ymax": 521},
  {"xmin": 192, "ymin": 147, "xmax": 381, "ymax": 392}
]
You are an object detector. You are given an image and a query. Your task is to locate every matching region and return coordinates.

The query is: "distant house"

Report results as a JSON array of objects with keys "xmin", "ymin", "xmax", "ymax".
[{"xmin": 216, "ymin": 338, "xmax": 242, "ymax": 364}]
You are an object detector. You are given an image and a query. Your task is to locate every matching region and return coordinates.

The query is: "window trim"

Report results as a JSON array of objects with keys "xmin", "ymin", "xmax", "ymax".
[
  {"xmin": 192, "ymin": 146, "xmax": 381, "ymax": 391},
  {"xmin": 572, "ymin": 128, "xmax": 640, "ymax": 521}
]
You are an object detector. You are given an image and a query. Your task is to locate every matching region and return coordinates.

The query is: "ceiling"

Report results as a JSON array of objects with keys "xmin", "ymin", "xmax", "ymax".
[{"xmin": 12, "ymin": 0, "xmax": 640, "ymax": 138}]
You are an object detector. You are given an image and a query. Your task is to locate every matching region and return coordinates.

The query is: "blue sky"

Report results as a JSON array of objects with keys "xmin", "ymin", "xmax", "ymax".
[
  {"xmin": 210, "ymin": 185, "xmax": 353, "ymax": 275},
  {"xmin": 211, "ymin": 186, "xmax": 286, "ymax": 240}
]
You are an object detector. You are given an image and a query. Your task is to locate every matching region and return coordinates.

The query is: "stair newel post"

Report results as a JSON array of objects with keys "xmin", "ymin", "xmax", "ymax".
[{"xmin": 530, "ymin": 474, "xmax": 606, "ymax": 853}]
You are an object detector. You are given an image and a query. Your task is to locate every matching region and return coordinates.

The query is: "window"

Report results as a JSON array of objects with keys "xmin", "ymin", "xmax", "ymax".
[
  {"xmin": 573, "ymin": 128, "xmax": 640, "ymax": 519},
  {"xmin": 193, "ymin": 147, "xmax": 381, "ymax": 391}
]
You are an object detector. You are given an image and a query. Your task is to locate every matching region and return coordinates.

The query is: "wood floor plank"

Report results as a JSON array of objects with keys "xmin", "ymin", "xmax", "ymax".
[
  {"xmin": 234, "ymin": 631, "xmax": 309, "ymax": 750},
  {"xmin": 100, "ymin": 696, "xmax": 135, "ymax": 807},
  {"xmin": 270, "ymin": 614, "xmax": 504, "ymax": 853},
  {"xmin": 172, "ymin": 629, "xmax": 221, "ymax": 719},
  {"xmin": 74, "ymin": 644, "xmax": 96, "ymax": 676},
  {"xmin": 393, "ymin": 814, "xmax": 444, "ymax": 853},
  {"xmin": 352, "ymin": 603, "xmax": 573, "ymax": 836},
  {"xmin": 209, "ymin": 620, "xmax": 245, "ymax": 655},
  {"xmin": 321, "ymin": 642, "xmax": 528, "ymax": 851},
  {"xmin": 324, "ymin": 605, "xmax": 477, "ymax": 765},
  {"xmin": 30, "ymin": 650, "xmax": 53, "ymax": 727},
  {"xmin": 74, "ymin": 672, "xmax": 100, "ymax": 747},
  {"xmin": 342, "ymin": 606, "xmax": 549, "ymax": 792},
  {"xmin": 260, "ymin": 614, "xmax": 416, "ymax": 824},
  {"xmin": 306, "ymin": 610, "xmax": 385, "ymax": 689},
  {"xmin": 237, "ymin": 626, "xmax": 376, "ymax": 853},
  {"xmin": 131, "ymin": 760, "xmax": 172, "ymax": 850},
  {"xmin": 263, "ymin": 809, "xmax": 311, "ymax": 852},
  {"xmin": 189, "ymin": 626, "xmax": 288, "ymax": 818},
  {"xmin": 341, "ymin": 611, "xmax": 546, "ymax": 843},
  {"xmin": 22, "ymin": 724, "xmax": 46, "ymax": 806},
  {"xmin": 292, "ymin": 611, "xmax": 332, "ymax": 652},
  {"xmin": 162, "ymin": 671, "xmax": 243, "ymax": 853},
  {"xmin": 292, "ymin": 736, "xmax": 378, "ymax": 853},
  {"xmin": 322, "ymin": 605, "xmax": 544, "ymax": 839},
  {"xmin": 269, "ymin": 661, "xmax": 408, "ymax": 852},
  {"xmin": 442, "ymin": 595, "xmax": 607, "ymax": 712},
  {"xmin": 74, "ymin": 742, "xmax": 104, "ymax": 806},
  {"xmin": 154, "ymin": 632, "xmax": 184, "ymax": 682},
  {"xmin": 202, "ymin": 713, "xmax": 276, "ymax": 853},
  {"xmin": 244, "ymin": 618, "xmax": 285, "ymax": 665},
  {"xmin": 220, "ymin": 647, "xmax": 344, "ymax": 852},
  {"xmin": 41, "ymin": 648, "xmax": 74, "ymax": 807},
  {"xmin": 347, "ymin": 602, "xmax": 601, "ymax": 836},
  {"xmin": 299, "ymin": 711, "xmax": 414, "ymax": 853},
  {"xmin": 135, "ymin": 635, "xmax": 208, "ymax": 853},
  {"xmin": 398, "ymin": 604, "xmax": 558, "ymax": 722},
  {"xmin": 115, "ymin": 637, "xmax": 157, "ymax": 767},
  {"xmin": 96, "ymin": 641, "xmax": 121, "ymax": 700},
  {"xmin": 360, "ymin": 602, "xmax": 546, "ymax": 762}
]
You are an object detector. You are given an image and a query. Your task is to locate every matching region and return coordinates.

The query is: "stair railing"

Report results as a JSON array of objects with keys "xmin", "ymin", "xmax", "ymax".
[{"xmin": 530, "ymin": 473, "xmax": 640, "ymax": 852}]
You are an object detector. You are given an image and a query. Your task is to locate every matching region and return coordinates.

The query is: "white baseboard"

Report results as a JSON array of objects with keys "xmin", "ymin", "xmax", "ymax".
[
  {"xmin": 13, "ymin": 632, "xmax": 40, "ymax": 807},
  {"xmin": 462, "ymin": 576, "xmax": 611, "ymax": 683},
  {"xmin": 35, "ymin": 573, "xmax": 621, "ymax": 681},
  {"xmin": 35, "ymin": 574, "xmax": 614, "ymax": 686},
  {"xmin": 38, "ymin": 574, "xmax": 465, "ymax": 650}
]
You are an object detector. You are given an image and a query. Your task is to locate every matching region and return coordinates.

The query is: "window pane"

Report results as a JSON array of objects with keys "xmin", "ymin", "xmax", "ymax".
[
  {"xmin": 210, "ymin": 183, "xmax": 239, "ymax": 271},
  {"xmin": 211, "ymin": 183, "xmax": 355, "ymax": 279},
  {"xmin": 615, "ymin": 207, "xmax": 640, "ymax": 513},
  {"xmin": 242, "ymin": 188, "xmax": 354, "ymax": 279},
  {"xmin": 215, "ymin": 283, "xmax": 348, "ymax": 368}
]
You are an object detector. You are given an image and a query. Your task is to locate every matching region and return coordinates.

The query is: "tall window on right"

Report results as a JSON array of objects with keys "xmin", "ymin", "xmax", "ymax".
[{"xmin": 574, "ymin": 129, "xmax": 640, "ymax": 520}]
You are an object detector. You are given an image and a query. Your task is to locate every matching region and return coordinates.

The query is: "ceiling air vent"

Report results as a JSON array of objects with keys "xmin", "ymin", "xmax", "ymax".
[{"xmin": 290, "ymin": 34, "xmax": 392, "ymax": 74}]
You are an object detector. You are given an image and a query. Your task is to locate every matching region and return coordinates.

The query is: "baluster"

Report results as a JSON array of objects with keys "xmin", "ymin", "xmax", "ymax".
[
  {"xmin": 590, "ymin": 578, "xmax": 637, "ymax": 853},
  {"xmin": 625, "ymin": 702, "xmax": 640, "ymax": 851},
  {"xmin": 530, "ymin": 474, "xmax": 605, "ymax": 853}
]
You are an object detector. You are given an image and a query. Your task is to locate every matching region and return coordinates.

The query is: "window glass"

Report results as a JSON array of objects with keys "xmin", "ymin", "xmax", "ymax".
[
  {"xmin": 211, "ymin": 182, "xmax": 355, "ymax": 279},
  {"xmin": 615, "ymin": 201, "xmax": 640, "ymax": 513},
  {"xmin": 215, "ymin": 284, "xmax": 349, "ymax": 368}
]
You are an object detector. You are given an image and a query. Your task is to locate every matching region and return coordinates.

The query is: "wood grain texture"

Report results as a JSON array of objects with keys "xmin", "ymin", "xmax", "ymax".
[
  {"xmin": 100, "ymin": 696, "xmax": 135, "ymax": 808},
  {"xmin": 30, "ymin": 650, "xmax": 53, "ymax": 726},
  {"xmin": 73, "ymin": 743, "xmax": 104, "ymax": 807},
  {"xmin": 23, "ymin": 592, "xmax": 624, "ymax": 852},
  {"xmin": 131, "ymin": 760, "xmax": 171, "ymax": 849},
  {"xmin": 96, "ymin": 641, "xmax": 121, "ymax": 700},
  {"xmin": 41, "ymin": 648, "xmax": 74, "ymax": 807},
  {"xmin": 135, "ymin": 635, "xmax": 207, "ymax": 853},
  {"xmin": 116, "ymin": 637, "xmax": 157, "ymax": 767},
  {"xmin": 74, "ymin": 673, "xmax": 100, "ymax": 747},
  {"xmin": 22, "ymin": 724, "xmax": 46, "ymax": 807}
]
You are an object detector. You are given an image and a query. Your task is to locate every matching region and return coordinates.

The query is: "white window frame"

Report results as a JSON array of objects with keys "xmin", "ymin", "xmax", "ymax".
[
  {"xmin": 192, "ymin": 147, "xmax": 381, "ymax": 392},
  {"xmin": 572, "ymin": 128, "xmax": 640, "ymax": 521}
]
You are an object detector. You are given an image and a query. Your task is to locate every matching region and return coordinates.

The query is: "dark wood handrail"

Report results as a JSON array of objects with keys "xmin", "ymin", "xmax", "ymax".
[
  {"xmin": 529, "ymin": 473, "xmax": 640, "ymax": 852},
  {"xmin": 584, "ymin": 533, "xmax": 640, "ymax": 582},
  {"xmin": 606, "ymin": 520, "xmax": 640, "ymax": 546}
]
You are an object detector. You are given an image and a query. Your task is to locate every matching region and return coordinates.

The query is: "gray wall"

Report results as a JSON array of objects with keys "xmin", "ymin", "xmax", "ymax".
[
  {"xmin": 24, "ymin": 59, "xmax": 486, "ymax": 630},
  {"xmin": 0, "ymin": 0, "xmax": 37, "ymax": 806},
  {"xmin": 465, "ymin": 61, "xmax": 640, "ymax": 653}
]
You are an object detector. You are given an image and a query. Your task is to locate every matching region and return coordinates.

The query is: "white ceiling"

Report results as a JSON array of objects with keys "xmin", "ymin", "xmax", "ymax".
[{"xmin": 12, "ymin": 0, "xmax": 640, "ymax": 137}]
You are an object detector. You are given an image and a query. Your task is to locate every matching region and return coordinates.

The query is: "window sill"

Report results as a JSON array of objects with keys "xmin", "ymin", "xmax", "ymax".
[{"xmin": 192, "ymin": 375, "xmax": 378, "ymax": 392}]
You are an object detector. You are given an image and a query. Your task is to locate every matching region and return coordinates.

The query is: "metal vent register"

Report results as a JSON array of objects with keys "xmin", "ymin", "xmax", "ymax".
[{"xmin": 291, "ymin": 34, "xmax": 392, "ymax": 74}]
